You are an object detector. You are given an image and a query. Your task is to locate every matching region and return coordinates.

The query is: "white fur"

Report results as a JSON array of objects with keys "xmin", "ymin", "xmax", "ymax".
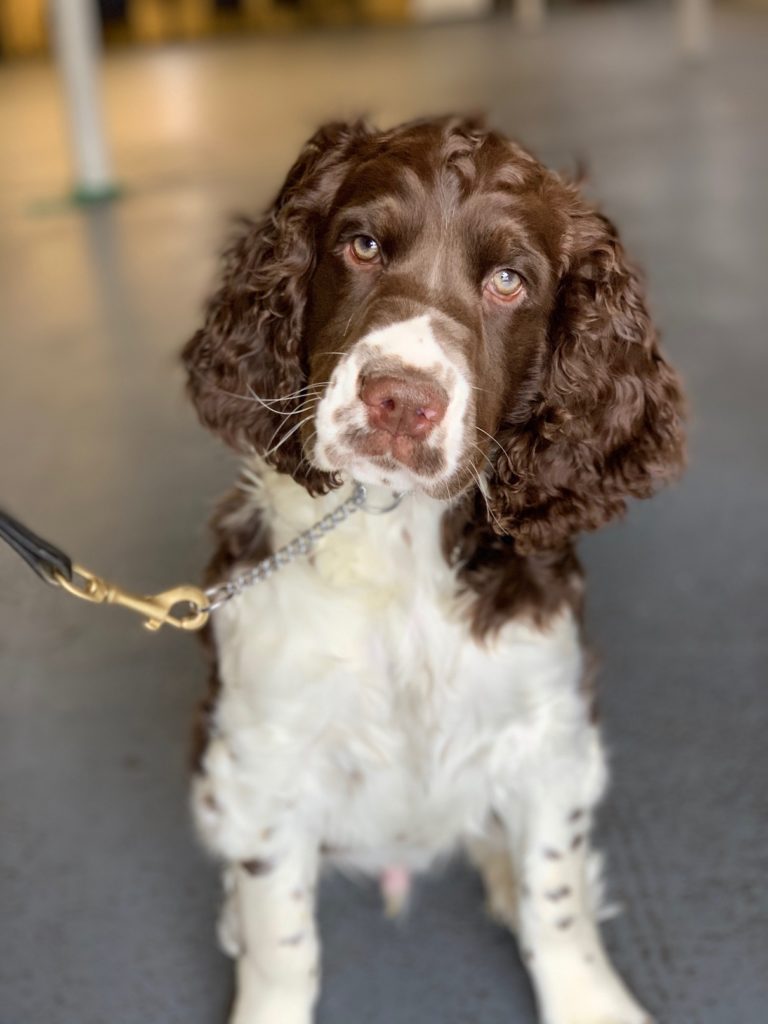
[
  {"xmin": 193, "ymin": 459, "xmax": 651, "ymax": 1024},
  {"xmin": 313, "ymin": 313, "xmax": 472, "ymax": 491}
]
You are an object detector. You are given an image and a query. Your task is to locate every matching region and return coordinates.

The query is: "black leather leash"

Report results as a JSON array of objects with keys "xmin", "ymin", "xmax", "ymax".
[{"xmin": 0, "ymin": 507, "xmax": 73, "ymax": 584}]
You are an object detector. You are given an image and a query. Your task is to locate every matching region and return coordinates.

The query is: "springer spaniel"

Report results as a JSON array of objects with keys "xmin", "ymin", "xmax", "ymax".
[{"xmin": 183, "ymin": 116, "xmax": 685, "ymax": 1024}]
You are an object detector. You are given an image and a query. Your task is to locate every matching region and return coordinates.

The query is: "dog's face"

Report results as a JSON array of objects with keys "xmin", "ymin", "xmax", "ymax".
[
  {"xmin": 184, "ymin": 117, "xmax": 684, "ymax": 550},
  {"xmin": 305, "ymin": 131, "xmax": 561, "ymax": 498}
]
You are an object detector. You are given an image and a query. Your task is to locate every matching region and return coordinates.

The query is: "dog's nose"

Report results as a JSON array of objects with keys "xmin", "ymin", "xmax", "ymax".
[{"xmin": 360, "ymin": 375, "xmax": 448, "ymax": 439}]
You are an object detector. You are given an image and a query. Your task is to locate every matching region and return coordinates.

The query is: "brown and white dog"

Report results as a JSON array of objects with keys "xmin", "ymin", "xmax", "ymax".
[{"xmin": 183, "ymin": 116, "xmax": 685, "ymax": 1024}]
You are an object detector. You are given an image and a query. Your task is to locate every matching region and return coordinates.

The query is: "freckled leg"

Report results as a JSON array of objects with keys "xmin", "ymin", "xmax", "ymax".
[
  {"xmin": 491, "ymin": 728, "xmax": 652, "ymax": 1024},
  {"xmin": 516, "ymin": 809, "xmax": 650, "ymax": 1024},
  {"xmin": 227, "ymin": 846, "xmax": 320, "ymax": 1024}
]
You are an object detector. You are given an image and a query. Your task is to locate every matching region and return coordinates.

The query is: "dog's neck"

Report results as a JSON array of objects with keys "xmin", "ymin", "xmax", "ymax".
[{"xmin": 238, "ymin": 455, "xmax": 454, "ymax": 588}]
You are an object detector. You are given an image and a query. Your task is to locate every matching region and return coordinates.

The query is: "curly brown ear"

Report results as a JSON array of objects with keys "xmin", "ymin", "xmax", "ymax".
[
  {"xmin": 489, "ymin": 195, "xmax": 686, "ymax": 552},
  {"xmin": 182, "ymin": 119, "xmax": 372, "ymax": 493}
]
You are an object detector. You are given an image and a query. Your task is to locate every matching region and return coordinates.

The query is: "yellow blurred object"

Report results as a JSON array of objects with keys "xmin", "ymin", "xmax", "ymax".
[
  {"xmin": 362, "ymin": 0, "xmax": 410, "ymax": 23},
  {"xmin": 129, "ymin": 0, "xmax": 214, "ymax": 43},
  {"xmin": 241, "ymin": 0, "xmax": 301, "ymax": 31},
  {"xmin": 0, "ymin": 0, "xmax": 47, "ymax": 56},
  {"xmin": 128, "ymin": 1, "xmax": 400, "ymax": 42},
  {"xmin": 0, "ymin": 0, "xmax": 417, "ymax": 57}
]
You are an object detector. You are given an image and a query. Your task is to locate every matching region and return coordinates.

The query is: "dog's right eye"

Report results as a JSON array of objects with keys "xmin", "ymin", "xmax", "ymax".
[
  {"xmin": 486, "ymin": 268, "xmax": 525, "ymax": 303},
  {"xmin": 349, "ymin": 235, "xmax": 381, "ymax": 264}
]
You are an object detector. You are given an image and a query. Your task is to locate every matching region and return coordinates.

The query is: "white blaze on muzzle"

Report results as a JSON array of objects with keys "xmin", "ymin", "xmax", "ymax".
[{"xmin": 312, "ymin": 314, "xmax": 472, "ymax": 491}]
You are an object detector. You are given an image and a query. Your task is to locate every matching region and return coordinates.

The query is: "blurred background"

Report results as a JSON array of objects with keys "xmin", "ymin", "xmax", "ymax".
[{"xmin": 1, "ymin": 2, "xmax": 766, "ymax": 1023}]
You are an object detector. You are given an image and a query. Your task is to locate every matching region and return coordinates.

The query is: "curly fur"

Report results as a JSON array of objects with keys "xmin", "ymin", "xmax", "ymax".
[
  {"xmin": 488, "ymin": 198, "xmax": 685, "ymax": 551},
  {"xmin": 183, "ymin": 120, "xmax": 374, "ymax": 495}
]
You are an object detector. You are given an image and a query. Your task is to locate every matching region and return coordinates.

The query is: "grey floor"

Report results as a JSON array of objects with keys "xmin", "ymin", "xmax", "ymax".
[{"xmin": 1, "ymin": 7, "xmax": 767, "ymax": 1023}]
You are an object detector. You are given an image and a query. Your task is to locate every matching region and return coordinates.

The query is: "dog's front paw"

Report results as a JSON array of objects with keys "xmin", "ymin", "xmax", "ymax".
[
  {"xmin": 534, "ymin": 952, "xmax": 652, "ymax": 1024},
  {"xmin": 542, "ymin": 992, "xmax": 651, "ymax": 1024},
  {"xmin": 229, "ymin": 987, "xmax": 314, "ymax": 1024},
  {"xmin": 544, "ymin": 1008, "xmax": 651, "ymax": 1024}
]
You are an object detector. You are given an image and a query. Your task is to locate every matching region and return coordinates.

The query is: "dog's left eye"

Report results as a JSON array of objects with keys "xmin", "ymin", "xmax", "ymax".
[
  {"xmin": 349, "ymin": 235, "xmax": 381, "ymax": 264},
  {"xmin": 487, "ymin": 268, "xmax": 524, "ymax": 301}
]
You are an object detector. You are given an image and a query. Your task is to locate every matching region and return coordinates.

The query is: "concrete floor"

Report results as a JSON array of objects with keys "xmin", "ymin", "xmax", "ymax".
[{"xmin": 1, "ymin": 7, "xmax": 767, "ymax": 1023}]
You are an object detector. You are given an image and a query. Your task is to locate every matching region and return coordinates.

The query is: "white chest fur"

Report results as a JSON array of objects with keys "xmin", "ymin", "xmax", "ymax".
[{"xmin": 193, "ymin": 463, "xmax": 584, "ymax": 873}]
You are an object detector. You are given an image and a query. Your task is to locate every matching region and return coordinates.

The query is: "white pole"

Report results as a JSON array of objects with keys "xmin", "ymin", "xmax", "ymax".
[
  {"xmin": 679, "ymin": 0, "xmax": 712, "ymax": 58},
  {"xmin": 515, "ymin": 0, "xmax": 545, "ymax": 32},
  {"xmin": 49, "ymin": 0, "xmax": 117, "ymax": 201}
]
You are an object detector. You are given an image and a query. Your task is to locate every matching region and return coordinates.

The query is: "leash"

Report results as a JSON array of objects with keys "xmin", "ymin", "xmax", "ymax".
[{"xmin": 0, "ymin": 483, "xmax": 402, "ymax": 634}]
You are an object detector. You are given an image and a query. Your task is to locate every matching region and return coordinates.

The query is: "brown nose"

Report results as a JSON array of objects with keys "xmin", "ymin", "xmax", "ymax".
[{"xmin": 360, "ymin": 375, "xmax": 448, "ymax": 439}]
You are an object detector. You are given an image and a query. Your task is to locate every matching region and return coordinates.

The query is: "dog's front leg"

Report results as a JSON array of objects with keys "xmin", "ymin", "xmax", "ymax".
[
  {"xmin": 228, "ymin": 844, "xmax": 320, "ymax": 1024},
  {"xmin": 504, "ymin": 728, "xmax": 652, "ymax": 1024}
]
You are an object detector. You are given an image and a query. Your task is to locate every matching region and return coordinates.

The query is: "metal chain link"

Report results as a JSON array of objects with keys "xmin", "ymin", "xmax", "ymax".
[{"xmin": 203, "ymin": 481, "xmax": 375, "ymax": 614}]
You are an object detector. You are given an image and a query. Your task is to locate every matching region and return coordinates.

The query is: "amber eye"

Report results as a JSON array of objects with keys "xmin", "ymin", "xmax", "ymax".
[
  {"xmin": 488, "ymin": 268, "xmax": 524, "ymax": 301},
  {"xmin": 350, "ymin": 235, "xmax": 381, "ymax": 263}
]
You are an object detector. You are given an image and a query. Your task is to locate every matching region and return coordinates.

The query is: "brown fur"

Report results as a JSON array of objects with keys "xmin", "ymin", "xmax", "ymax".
[{"xmin": 441, "ymin": 490, "xmax": 585, "ymax": 639}]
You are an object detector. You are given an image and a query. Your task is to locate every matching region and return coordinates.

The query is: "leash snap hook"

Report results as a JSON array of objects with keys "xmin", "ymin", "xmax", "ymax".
[
  {"xmin": 54, "ymin": 565, "xmax": 209, "ymax": 632},
  {"xmin": 136, "ymin": 584, "xmax": 211, "ymax": 633}
]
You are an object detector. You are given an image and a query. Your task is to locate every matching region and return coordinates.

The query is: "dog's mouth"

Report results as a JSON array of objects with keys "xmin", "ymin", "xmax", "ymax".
[
  {"xmin": 341, "ymin": 421, "xmax": 447, "ymax": 474},
  {"xmin": 309, "ymin": 413, "xmax": 483, "ymax": 499}
]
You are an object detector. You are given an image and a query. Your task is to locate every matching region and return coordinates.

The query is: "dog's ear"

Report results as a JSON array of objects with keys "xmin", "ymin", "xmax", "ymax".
[
  {"xmin": 488, "ymin": 190, "xmax": 686, "ymax": 552},
  {"xmin": 182, "ymin": 120, "xmax": 372, "ymax": 492}
]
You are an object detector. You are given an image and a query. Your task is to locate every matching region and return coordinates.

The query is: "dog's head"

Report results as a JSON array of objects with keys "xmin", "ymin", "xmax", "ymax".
[{"xmin": 184, "ymin": 117, "xmax": 684, "ymax": 551}]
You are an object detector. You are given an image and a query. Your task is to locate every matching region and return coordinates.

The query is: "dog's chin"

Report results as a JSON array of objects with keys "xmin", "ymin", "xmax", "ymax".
[
  {"xmin": 310, "ymin": 443, "xmax": 474, "ymax": 503},
  {"xmin": 312, "ymin": 449, "xmax": 425, "ymax": 495}
]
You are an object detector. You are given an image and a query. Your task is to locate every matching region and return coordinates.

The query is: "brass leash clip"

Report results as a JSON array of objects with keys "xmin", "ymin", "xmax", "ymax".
[{"xmin": 54, "ymin": 565, "xmax": 210, "ymax": 632}]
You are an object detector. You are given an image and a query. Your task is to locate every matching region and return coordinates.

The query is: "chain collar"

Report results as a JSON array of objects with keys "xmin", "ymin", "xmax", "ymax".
[{"xmin": 203, "ymin": 482, "xmax": 405, "ymax": 614}]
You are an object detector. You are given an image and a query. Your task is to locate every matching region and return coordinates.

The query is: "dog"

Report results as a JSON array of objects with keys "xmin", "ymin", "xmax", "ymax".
[{"xmin": 182, "ymin": 115, "xmax": 685, "ymax": 1024}]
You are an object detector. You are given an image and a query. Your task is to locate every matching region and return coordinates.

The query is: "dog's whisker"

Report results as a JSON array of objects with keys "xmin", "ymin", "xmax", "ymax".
[
  {"xmin": 468, "ymin": 463, "xmax": 508, "ymax": 536},
  {"xmin": 296, "ymin": 430, "xmax": 319, "ymax": 476},
  {"xmin": 264, "ymin": 400, "xmax": 318, "ymax": 452},
  {"xmin": 264, "ymin": 415, "xmax": 317, "ymax": 459},
  {"xmin": 263, "ymin": 399, "xmax": 319, "ymax": 452},
  {"xmin": 187, "ymin": 363, "xmax": 321, "ymax": 402},
  {"xmin": 252, "ymin": 394, "xmax": 320, "ymax": 419},
  {"xmin": 289, "ymin": 396, "xmax": 321, "ymax": 417},
  {"xmin": 187, "ymin": 368, "xmax": 329, "ymax": 413},
  {"xmin": 242, "ymin": 383, "xmax": 327, "ymax": 409},
  {"xmin": 474, "ymin": 426, "xmax": 509, "ymax": 462},
  {"xmin": 467, "ymin": 440, "xmax": 495, "ymax": 475}
]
